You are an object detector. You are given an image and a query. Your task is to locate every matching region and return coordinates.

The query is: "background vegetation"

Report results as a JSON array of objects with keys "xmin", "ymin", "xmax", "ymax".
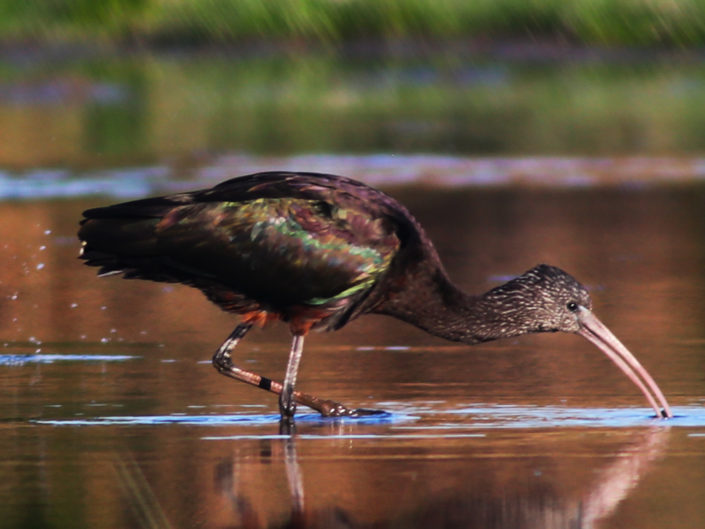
[
  {"xmin": 1, "ymin": 0, "xmax": 705, "ymax": 47},
  {"xmin": 3, "ymin": 1, "xmax": 705, "ymax": 169}
]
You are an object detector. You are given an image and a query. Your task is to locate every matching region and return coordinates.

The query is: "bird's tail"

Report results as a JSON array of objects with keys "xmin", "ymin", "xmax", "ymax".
[{"xmin": 78, "ymin": 196, "xmax": 186, "ymax": 283}]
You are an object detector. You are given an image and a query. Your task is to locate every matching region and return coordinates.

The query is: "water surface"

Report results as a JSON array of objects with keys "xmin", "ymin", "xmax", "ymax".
[{"xmin": 1, "ymin": 177, "xmax": 705, "ymax": 528}]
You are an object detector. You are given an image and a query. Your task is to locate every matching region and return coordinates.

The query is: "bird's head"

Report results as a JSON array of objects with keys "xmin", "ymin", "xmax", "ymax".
[
  {"xmin": 481, "ymin": 264, "xmax": 592, "ymax": 335},
  {"xmin": 480, "ymin": 264, "xmax": 672, "ymax": 418}
]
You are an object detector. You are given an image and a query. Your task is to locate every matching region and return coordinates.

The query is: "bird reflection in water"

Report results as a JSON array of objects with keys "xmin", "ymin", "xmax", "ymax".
[{"xmin": 213, "ymin": 427, "xmax": 669, "ymax": 529}]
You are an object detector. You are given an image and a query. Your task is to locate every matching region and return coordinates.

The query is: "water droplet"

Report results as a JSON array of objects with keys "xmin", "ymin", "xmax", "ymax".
[
  {"xmin": 100, "ymin": 306, "xmax": 107, "ymax": 311},
  {"xmin": 9, "ymin": 293, "xmax": 18, "ymax": 300},
  {"xmin": 100, "ymin": 337, "xmax": 109, "ymax": 344},
  {"xmin": 43, "ymin": 229, "xmax": 52, "ymax": 235},
  {"xmin": 70, "ymin": 302, "xmax": 78, "ymax": 308},
  {"xmin": 39, "ymin": 245, "xmax": 46, "ymax": 251},
  {"xmin": 36, "ymin": 263, "xmax": 45, "ymax": 270}
]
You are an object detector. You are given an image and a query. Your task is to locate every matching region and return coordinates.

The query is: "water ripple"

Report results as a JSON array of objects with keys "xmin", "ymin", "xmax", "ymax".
[
  {"xmin": 0, "ymin": 354, "xmax": 138, "ymax": 366},
  {"xmin": 33, "ymin": 411, "xmax": 400, "ymax": 427},
  {"xmin": 4, "ymin": 154, "xmax": 705, "ymax": 200},
  {"xmin": 428, "ymin": 404, "xmax": 704, "ymax": 428},
  {"xmin": 31, "ymin": 405, "xmax": 705, "ymax": 430}
]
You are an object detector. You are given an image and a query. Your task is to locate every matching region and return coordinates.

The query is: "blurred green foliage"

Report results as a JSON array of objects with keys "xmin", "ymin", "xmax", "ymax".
[
  {"xmin": 4, "ymin": 50, "xmax": 705, "ymax": 168},
  {"xmin": 1, "ymin": 0, "xmax": 705, "ymax": 46}
]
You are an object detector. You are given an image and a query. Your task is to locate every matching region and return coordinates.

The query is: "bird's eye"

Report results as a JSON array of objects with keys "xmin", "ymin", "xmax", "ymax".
[{"xmin": 567, "ymin": 302, "xmax": 579, "ymax": 312}]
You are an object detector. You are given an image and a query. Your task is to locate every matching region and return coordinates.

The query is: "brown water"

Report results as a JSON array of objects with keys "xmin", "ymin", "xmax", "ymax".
[{"xmin": 2, "ymin": 181, "xmax": 705, "ymax": 528}]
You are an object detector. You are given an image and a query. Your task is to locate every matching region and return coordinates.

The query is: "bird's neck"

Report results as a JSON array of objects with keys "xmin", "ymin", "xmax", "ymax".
[{"xmin": 376, "ymin": 267, "xmax": 533, "ymax": 344}]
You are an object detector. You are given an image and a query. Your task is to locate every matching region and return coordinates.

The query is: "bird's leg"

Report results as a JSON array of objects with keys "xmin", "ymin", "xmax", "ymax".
[
  {"xmin": 279, "ymin": 334, "xmax": 304, "ymax": 421},
  {"xmin": 212, "ymin": 322, "xmax": 264, "ymax": 388},
  {"xmin": 212, "ymin": 324, "xmax": 383, "ymax": 419},
  {"xmin": 211, "ymin": 324, "xmax": 323, "ymax": 415}
]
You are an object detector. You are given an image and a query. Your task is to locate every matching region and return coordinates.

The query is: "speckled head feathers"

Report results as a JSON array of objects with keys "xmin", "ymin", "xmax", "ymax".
[{"xmin": 480, "ymin": 264, "xmax": 592, "ymax": 335}]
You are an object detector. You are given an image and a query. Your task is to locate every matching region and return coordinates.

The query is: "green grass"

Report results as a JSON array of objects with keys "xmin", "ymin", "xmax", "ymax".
[{"xmin": 1, "ymin": 0, "xmax": 705, "ymax": 46}]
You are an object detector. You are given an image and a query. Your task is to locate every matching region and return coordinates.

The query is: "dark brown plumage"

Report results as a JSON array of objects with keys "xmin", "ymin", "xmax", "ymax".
[{"xmin": 78, "ymin": 171, "xmax": 673, "ymax": 421}]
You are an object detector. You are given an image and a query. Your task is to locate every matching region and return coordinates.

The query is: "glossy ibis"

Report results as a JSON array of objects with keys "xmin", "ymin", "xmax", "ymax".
[{"xmin": 78, "ymin": 172, "xmax": 673, "ymax": 420}]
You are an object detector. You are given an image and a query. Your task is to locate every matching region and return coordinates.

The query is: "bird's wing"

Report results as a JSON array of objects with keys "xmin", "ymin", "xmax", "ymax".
[{"xmin": 79, "ymin": 172, "xmax": 403, "ymax": 310}]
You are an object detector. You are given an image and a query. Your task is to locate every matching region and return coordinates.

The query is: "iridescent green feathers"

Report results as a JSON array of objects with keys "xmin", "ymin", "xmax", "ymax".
[{"xmin": 79, "ymin": 172, "xmax": 427, "ymax": 331}]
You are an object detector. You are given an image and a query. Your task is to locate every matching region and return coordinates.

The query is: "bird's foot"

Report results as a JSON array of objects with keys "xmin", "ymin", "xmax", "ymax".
[
  {"xmin": 316, "ymin": 399, "xmax": 386, "ymax": 418},
  {"xmin": 348, "ymin": 408, "xmax": 389, "ymax": 417}
]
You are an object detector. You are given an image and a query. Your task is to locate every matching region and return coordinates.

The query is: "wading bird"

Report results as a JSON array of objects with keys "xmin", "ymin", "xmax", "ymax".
[{"xmin": 78, "ymin": 172, "xmax": 672, "ymax": 421}]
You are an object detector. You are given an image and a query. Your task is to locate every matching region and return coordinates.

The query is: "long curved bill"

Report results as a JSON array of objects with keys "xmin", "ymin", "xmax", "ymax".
[{"xmin": 576, "ymin": 308, "xmax": 673, "ymax": 419}]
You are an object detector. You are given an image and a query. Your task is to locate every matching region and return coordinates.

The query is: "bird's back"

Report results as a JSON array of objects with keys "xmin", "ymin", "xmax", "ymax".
[{"xmin": 79, "ymin": 172, "xmax": 429, "ymax": 331}]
